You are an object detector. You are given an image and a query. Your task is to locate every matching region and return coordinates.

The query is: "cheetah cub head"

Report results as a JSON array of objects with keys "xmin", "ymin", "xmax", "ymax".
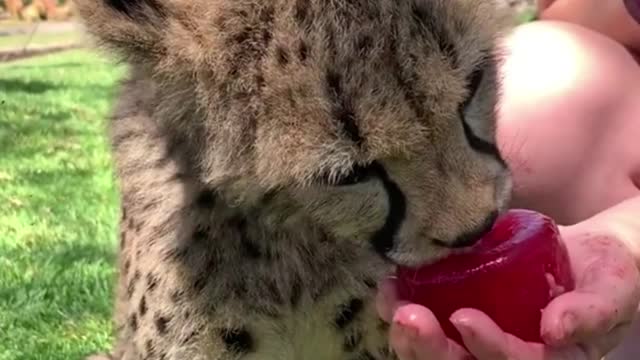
[{"xmin": 76, "ymin": 0, "xmax": 514, "ymax": 267}]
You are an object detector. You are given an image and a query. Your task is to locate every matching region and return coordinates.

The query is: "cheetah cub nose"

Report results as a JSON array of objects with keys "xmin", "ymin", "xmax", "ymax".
[{"xmin": 435, "ymin": 211, "xmax": 499, "ymax": 249}]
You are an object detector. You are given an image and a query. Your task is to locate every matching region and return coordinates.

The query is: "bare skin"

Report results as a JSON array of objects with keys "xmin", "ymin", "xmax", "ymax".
[
  {"xmin": 376, "ymin": 7, "xmax": 640, "ymax": 360},
  {"xmin": 538, "ymin": 0, "xmax": 640, "ymax": 53}
]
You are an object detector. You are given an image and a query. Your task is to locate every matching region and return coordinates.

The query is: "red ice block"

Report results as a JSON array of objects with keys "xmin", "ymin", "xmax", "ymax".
[{"xmin": 396, "ymin": 209, "xmax": 575, "ymax": 346}]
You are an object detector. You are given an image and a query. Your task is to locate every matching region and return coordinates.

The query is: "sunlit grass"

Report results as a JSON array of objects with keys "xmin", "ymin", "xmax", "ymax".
[{"xmin": 0, "ymin": 49, "xmax": 124, "ymax": 360}]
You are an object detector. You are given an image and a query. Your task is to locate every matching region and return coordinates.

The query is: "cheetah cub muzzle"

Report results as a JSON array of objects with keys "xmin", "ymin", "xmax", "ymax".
[{"xmin": 74, "ymin": 0, "xmax": 514, "ymax": 359}]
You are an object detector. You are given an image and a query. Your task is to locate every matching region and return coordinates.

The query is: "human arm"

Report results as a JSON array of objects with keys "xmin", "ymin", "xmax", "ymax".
[
  {"xmin": 497, "ymin": 20, "xmax": 640, "ymax": 226},
  {"xmin": 537, "ymin": 0, "xmax": 640, "ymax": 53}
]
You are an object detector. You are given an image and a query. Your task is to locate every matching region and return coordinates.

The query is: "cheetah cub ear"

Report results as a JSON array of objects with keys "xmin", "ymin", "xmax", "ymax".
[{"xmin": 73, "ymin": 0, "xmax": 169, "ymax": 63}]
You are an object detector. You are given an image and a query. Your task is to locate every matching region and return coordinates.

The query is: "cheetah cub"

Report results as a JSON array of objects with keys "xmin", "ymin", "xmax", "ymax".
[{"xmin": 75, "ymin": 0, "xmax": 513, "ymax": 359}]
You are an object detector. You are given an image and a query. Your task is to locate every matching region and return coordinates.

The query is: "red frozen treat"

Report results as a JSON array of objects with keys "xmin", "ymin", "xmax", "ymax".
[{"xmin": 395, "ymin": 209, "xmax": 575, "ymax": 346}]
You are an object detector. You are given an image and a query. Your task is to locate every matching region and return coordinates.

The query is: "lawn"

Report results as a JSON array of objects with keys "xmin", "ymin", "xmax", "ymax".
[{"xmin": 0, "ymin": 50, "xmax": 125, "ymax": 360}]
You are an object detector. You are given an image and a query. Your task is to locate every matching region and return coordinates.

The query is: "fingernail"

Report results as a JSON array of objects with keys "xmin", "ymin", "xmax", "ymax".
[
  {"xmin": 451, "ymin": 317, "xmax": 475, "ymax": 339},
  {"xmin": 450, "ymin": 312, "xmax": 472, "ymax": 327},
  {"xmin": 379, "ymin": 278, "xmax": 398, "ymax": 298},
  {"xmin": 625, "ymin": 0, "xmax": 640, "ymax": 24},
  {"xmin": 394, "ymin": 320, "xmax": 419, "ymax": 340}
]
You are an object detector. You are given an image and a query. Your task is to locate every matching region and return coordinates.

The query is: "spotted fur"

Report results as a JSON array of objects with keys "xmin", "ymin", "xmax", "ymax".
[{"xmin": 74, "ymin": 0, "xmax": 514, "ymax": 359}]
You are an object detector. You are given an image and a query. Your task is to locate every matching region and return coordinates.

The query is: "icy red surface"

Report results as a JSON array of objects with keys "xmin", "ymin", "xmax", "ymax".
[{"xmin": 396, "ymin": 209, "xmax": 575, "ymax": 345}]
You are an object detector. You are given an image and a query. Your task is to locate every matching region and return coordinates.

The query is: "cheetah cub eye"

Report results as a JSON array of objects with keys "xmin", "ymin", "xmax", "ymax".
[
  {"xmin": 331, "ymin": 164, "xmax": 375, "ymax": 187},
  {"xmin": 322, "ymin": 162, "xmax": 386, "ymax": 187},
  {"xmin": 460, "ymin": 65, "xmax": 485, "ymax": 114},
  {"xmin": 458, "ymin": 57, "xmax": 503, "ymax": 165}
]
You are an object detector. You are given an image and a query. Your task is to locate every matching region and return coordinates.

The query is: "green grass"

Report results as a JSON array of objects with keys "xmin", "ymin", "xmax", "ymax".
[
  {"xmin": 0, "ymin": 50, "xmax": 125, "ymax": 360},
  {"xmin": 517, "ymin": 8, "xmax": 538, "ymax": 23}
]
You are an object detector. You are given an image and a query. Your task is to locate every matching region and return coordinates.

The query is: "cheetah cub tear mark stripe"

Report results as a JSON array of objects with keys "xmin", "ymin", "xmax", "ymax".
[{"xmin": 369, "ymin": 163, "xmax": 407, "ymax": 258}]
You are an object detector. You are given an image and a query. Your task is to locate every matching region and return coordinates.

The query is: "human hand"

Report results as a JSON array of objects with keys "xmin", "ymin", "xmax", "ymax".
[{"xmin": 376, "ymin": 222, "xmax": 640, "ymax": 359}]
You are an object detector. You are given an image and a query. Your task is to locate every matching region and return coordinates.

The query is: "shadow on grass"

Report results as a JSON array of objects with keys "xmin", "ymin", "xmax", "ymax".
[
  {"xmin": 0, "ymin": 106, "xmax": 99, "ymax": 162},
  {"xmin": 0, "ymin": 77, "xmax": 118, "ymax": 96},
  {"xmin": 0, "ymin": 78, "xmax": 59, "ymax": 94},
  {"xmin": 10, "ymin": 165, "xmax": 117, "ymax": 207},
  {"xmin": 2, "ymin": 233, "xmax": 116, "ymax": 266},
  {"xmin": 0, "ymin": 81, "xmax": 118, "ymax": 160}
]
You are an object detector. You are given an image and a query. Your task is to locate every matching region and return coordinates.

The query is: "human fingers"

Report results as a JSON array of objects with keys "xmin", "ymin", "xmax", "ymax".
[
  {"xmin": 451, "ymin": 308, "xmax": 632, "ymax": 360},
  {"xmin": 450, "ymin": 308, "xmax": 549, "ymax": 360},
  {"xmin": 376, "ymin": 277, "xmax": 401, "ymax": 323},
  {"xmin": 391, "ymin": 304, "xmax": 471, "ymax": 360},
  {"xmin": 541, "ymin": 230, "xmax": 640, "ymax": 346}
]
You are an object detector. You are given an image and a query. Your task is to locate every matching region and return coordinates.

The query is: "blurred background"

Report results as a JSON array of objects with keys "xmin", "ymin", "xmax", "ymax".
[{"xmin": 0, "ymin": 1, "xmax": 536, "ymax": 359}]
